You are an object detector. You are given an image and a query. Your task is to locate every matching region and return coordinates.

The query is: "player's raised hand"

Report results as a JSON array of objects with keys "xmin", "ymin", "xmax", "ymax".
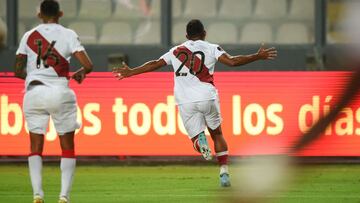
[
  {"xmin": 71, "ymin": 67, "xmax": 86, "ymax": 84},
  {"xmin": 113, "ymin": 62, "xmax": 131, "ymax": 80},
  {"xmin": 257, "ymin": 43, "xmax": 278, "ymax": 60}
]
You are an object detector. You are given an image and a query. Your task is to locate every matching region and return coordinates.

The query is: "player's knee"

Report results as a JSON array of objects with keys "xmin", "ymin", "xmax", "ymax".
[
  {"xmin": 210, "ymin": 132, "xmax": 223, "ymax": 141},
  {"xmin": 208, "ymin": 125, "xmax": 223, "ymax": 138}
]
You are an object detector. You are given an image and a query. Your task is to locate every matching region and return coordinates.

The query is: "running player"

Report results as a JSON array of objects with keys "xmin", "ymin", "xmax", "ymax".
[
  {"xmin": 113, "ymin": 19, "xmax": 277, "ymax": 187},
  {"xmin": 14, "ymin": 1, "xmax": 93, "ymax": 202}
]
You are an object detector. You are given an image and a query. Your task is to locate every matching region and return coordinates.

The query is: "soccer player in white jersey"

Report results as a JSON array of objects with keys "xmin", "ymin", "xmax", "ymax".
[
  {"xmin": 113, "ymin": 19, "xmax": 277, "ymax": 187},
  {"xmin": 14, "ymin": 1, "xmax": 93, "ymax": 202}
]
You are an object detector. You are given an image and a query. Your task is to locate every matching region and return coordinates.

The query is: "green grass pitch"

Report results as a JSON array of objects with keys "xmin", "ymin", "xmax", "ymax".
[{"xmin": 1, "ymin": 164, "xmax": 360, "ymax": 203}]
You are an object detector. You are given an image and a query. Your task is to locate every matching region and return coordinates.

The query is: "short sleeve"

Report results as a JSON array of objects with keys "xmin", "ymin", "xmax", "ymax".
[
  {"xmin": 213, "ymin": 45, "xmax": 227, "ymax": 60},
  {"xmin": 69, "ymin": 30, "xmax": 85, "ymax": 54},
  {"xmin": 16, "ymin": 33, "xmax": 28, "ymax": 55},
  {"xmin": 159, "ymin": 50, "xmax": 172, "ymax": 65}
]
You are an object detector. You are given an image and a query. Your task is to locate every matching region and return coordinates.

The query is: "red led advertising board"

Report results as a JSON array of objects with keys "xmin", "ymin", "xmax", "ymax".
[{"xmin": 0, "ymin": 72, "xmax": 359, "ymax": 156}]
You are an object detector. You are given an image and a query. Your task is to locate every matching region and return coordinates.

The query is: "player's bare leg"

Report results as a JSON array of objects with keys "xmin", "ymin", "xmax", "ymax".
[
  {"xmin": 58, "ymin": 131, "xmax": 76, "ymax": 203},
  {"xmin": 29, "ymin": 132, "xmax": 45, "ymax": 203},
  {"xmin": 191, "ymin": 132, "xmax": 212, "ymax": 160},
  {"xmin": 208, "ymin": 125, "xmax": 231, "ymax": 187}
]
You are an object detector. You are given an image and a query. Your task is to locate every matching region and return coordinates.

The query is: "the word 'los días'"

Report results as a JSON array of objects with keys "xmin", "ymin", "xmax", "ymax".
[{"xmin": 1, "ymin": 95, "xmax": 360, "ymax": 141}]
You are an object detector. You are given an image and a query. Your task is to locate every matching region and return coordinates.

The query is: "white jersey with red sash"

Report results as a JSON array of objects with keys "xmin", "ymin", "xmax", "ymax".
[
  {"xmin": 160, "ymin": 40, "xmax": 226, "ymax": 105},
  {"xmin": 16, "ymin": 23, "xmax": 84, "ymax": 90}
]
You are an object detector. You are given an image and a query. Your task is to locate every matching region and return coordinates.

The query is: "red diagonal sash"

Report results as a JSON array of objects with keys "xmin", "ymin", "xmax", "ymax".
[
  {"xmin": 173, "ymin": 46, "xmax": 214, "ymax": 86},
  {"xmin": 27, "ymin": 30, "xmax": 70, "ymax": 78}
]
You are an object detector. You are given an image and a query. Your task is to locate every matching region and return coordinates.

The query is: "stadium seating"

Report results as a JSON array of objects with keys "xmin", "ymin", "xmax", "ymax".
[
  {"xmin": 68, "ymin": 22, "xmax": 97, "ymax": 44},
  {"xmin": 254, "ymin": 0, "xmax": 287, "ymax": 19},
  {"xmin": 326, "ymin": 0, "xmax": 360, "ymax": 44},
  {"xmin": 78, "ymin": 0, "xmax": 112, "ymax": 19},
  {"xmin": 327, "ymin": 31, "xmax": 347, "ymax": 44},
  {"xmin": 289, "ymin": 0, "xmax": 315, "ymax": 20},
  {"xmin": 327, "ymin": 0, "xmax": 345, "ymax": 28},
  {"xmin": 276, "ymin": 23, "xmax": 310, "ymax": 44},
  {"xmin": 183, "ymin": 0, "xmax": 217, "ymax": 19},
  {"xmin": 134, "ymin": 21, "xmax": 160, "ymax": 44},
  {"xmin": 0, "ymin": 0, "xmax": 5, "ymax": 19},
  {"xmin": 327, "ymin": 0, "xmax": 347, "ymax": 44},
  {"xmin": 10, "ymin": 0, "xmax": 321, "ymax": 45},
  {"xmin": 99, "ymin": 22, "xmax": 133, "ymax": 45},
  {"xmin": 149, "ymin": 0, "xmax": 161, "ymax": 19},
  {"xmin": 172, "ymin": 21, "xmax": 187, "ymax": 44},
  {"xmin": 60, "ymin": 0, "xmax": 78, "ymax": 19},
  {"xmin": 240, "ymin": 22, "xmax": 273, "ymax": 44},
  {"xmin": 113, "ymin": 0, "xmax": 162, "ymax": 19},
  {"xmin": 207, "ymin": 23, "xmax": 238, "ymax": 44},
  {"xmin": 113, "ymin": 0, "xmax": 144, "ymax": 19},
  {"xmin": 172, "ymin": 0, "xmax": 183, "ymax": 18},
  {"xmin": 218, "ymin": 0, "xmax": 252, "ymax": 19},
  {"xmin": 19, "ymin": 0, "xmax": 40, "ymax": 19}
]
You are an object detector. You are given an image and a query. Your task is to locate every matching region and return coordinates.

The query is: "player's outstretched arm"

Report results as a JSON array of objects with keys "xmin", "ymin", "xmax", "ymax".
[
  {"xmin": 71, "ymin": 51, "xmax": 93, "ymax": 84},
  {"xmin": 113, "ymin": 59, "xmax": 167, "ymax": 80},
  {"xmin": 218, "ymin": 44, "xmax": 277, "ymax": 67},
  {"xmin": 14, "ymin": 54, "xmax": 27, "ymax": 80}
]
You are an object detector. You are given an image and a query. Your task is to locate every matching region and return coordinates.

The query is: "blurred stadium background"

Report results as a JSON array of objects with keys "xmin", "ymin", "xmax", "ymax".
[
  {"xmin": 1, "ymin": 0, "xmax": 360, "ymax": 203},
  {"xmin": 0, "ymin": 0, "xmax": 354, "ymax": 70}
]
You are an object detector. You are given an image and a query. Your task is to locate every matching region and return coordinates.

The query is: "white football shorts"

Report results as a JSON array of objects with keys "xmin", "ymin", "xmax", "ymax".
[
  {"xmin": 178, "ymin": 99, "xmax": 222, "ymax": 139},
  {"xmin": 23, "ymin": 85, "xmax": 80, "ymax": 135}
]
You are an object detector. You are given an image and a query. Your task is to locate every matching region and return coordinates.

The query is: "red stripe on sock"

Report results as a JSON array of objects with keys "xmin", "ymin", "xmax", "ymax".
[
  {"xmin": 217, "ymin": 155, "xmax": 228, "ymax": 165},
  {"xmin": 29, "ymin": 152, "xmax": 42, "ymax": 157},
  {"xmin": 62, "ymin": 150, "xmax": 75, "ymax": 158}
]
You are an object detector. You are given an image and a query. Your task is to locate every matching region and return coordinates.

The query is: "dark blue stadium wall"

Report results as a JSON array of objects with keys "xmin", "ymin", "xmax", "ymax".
[{"xmin": 0, "ymin": 45, "xmax": 314, "ymax": 72}]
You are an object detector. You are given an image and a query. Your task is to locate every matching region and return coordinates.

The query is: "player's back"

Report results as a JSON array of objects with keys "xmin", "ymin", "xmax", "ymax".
[
  {"xmin": 17, "ymin": 23, "xmax": 84, "ymax": 89},
  {"xmin": 161, "ymin": 40, "xmax": 225, "ymax": 104}
]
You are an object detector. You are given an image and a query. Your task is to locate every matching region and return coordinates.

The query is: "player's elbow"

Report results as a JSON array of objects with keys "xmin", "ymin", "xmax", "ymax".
[
  {"xmin": 227, "ymin": 60, "xmax": 238, "ymax": 67},
  {"xmin": 221, "ymin": 59, "xmax": 236, "ymax": 67},
  {"xmin": 226, "ymin": 56, "xmax": 240, "ymax": 67},
  {"xmin": 219, "ymin": 54, "xmax": 239, "ymax": 67}
]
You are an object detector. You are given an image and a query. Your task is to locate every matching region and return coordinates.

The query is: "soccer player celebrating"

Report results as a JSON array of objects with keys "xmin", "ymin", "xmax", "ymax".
[
  {"xmin": 113, "ymin": 19, "xmax": 277, "ymax": 187},
  {"xmin": 14, "ymin": 1, "xmax": 93, "ymax": 202}
]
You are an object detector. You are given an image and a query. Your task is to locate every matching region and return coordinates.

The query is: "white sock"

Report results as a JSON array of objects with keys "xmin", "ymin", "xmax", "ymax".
[
  {"xmin": 28, "ymin": 155, "xmax": 44, "ymax": 198},
  {"xmin": 60, "ymin": 158, "xmax": 76, "ymax": 199},
  {"xmin": 220, "ymin": 164, "xmax": 229, "ymax": 175}
]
